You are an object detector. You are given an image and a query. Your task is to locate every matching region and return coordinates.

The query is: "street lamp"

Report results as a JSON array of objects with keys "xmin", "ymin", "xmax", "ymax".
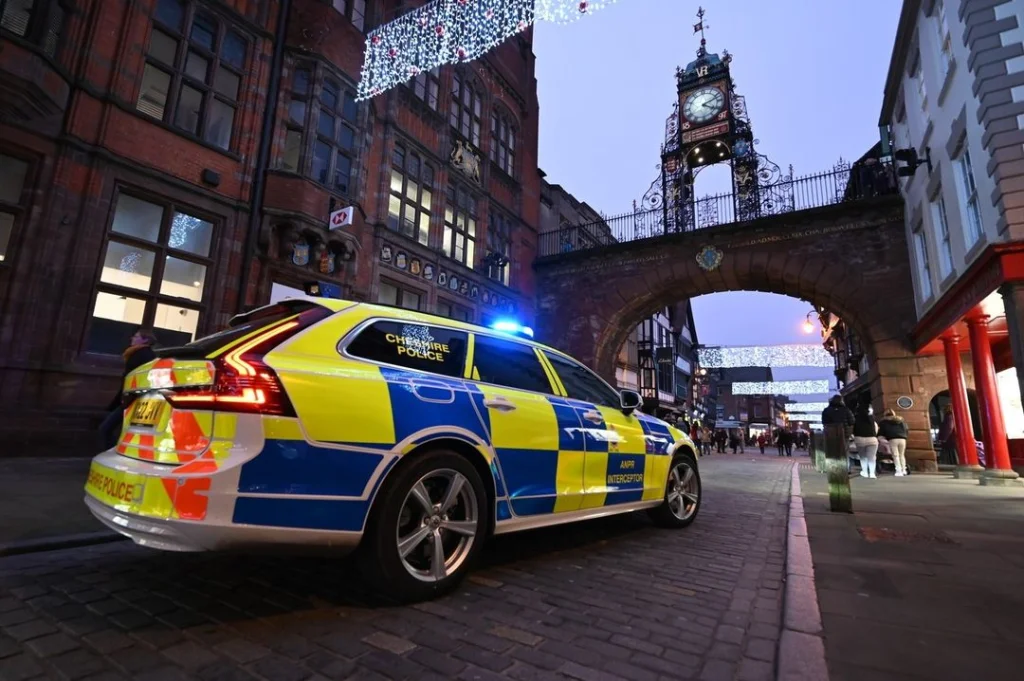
[{"xmin": 802, "ymin": 311, "xmax": 815, "ymax": 334}]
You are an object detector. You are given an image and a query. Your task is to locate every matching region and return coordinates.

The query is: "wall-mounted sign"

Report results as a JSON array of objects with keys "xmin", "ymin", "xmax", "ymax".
[
  {"xmin": 896, "ymin": 396, "xmax": 914, "ymax": 410},
  {"xmin": 329, "ymin": 206, "xmax": 354, "ymax": 231},
  {"xmin": 682, "ymin": 121, "xmax": 730, "ymax": 144}
]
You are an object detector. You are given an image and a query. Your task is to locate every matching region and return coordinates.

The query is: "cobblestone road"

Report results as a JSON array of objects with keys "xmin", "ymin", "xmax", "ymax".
[{"xmin": 0, "ymin": 457, "xmax": 794, "ymax": 681}]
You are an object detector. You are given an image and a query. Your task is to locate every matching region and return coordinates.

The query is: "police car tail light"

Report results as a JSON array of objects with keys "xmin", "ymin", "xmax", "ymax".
[{"xmin": 167, "ymin": 321, "xmax": 299, "ymax": 416}]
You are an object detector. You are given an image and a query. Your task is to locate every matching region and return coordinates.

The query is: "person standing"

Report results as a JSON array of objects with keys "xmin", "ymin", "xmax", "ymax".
[
  {"xmin": 936, "ymin": 404, "xmax": 959, "ymax": 466},
  {"xmin": 853, "ymin": 397, "xmax": 880, "ymax": 478},
  {"xmin": 878, "ymin": 408, "xmax": 909, "ymax": 476},
  {"xmin": 757, "ymin": 432, "xmax": 766, "ymax": 454},
  {"xmin": 781, "ymin": 429, "xmax": 794, "ymax": 457},
  {"xmin": 99, "ymin": 328, "xmax": 159, "ymax": 450}
]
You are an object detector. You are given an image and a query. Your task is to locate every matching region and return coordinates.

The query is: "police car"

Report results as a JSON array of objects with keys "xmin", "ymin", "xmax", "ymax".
[{"xmin": 85, "ymin": 297, "xmax": 702, "ymax": 600}]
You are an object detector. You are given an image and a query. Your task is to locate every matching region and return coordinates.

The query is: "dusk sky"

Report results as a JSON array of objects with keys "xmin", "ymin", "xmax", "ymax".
[{"xmin": 532, "ymin": 0, "xmax": 902, "ymax": 400}]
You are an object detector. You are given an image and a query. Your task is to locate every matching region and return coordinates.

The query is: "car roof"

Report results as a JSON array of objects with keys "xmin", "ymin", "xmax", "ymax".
[{"xmin": 284, "ymin": 296, "xmax": 574, "ymax": 359}]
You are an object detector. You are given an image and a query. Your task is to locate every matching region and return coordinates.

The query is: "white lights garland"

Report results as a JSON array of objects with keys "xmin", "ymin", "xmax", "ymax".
[
  {"xmin": 731, "ymin": 380, "xmax": 831, "ymax": 396},
  {"xmin": 357, "ymin": 0, "xmax": 619, "ymax": 99},
  {"xmin": 697, "ymin": 345, "xmax": 833, "ymax": 369},
  {"xmin": 785, "ymin": 402, "xmax": 829, "ymax": 413}
]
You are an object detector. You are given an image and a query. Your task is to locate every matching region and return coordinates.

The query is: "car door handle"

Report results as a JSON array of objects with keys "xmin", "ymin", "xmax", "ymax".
[
  {"xmin": 484, "ymin": 396, "xmax": 517, "ymax": 412},
  {"xmin": 582, "ymin": 410, "xmax": 604, "ymax": 424}
]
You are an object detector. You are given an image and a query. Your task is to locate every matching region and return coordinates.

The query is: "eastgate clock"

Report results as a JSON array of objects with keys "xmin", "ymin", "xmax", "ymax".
[{"xmin": 683, "ymin": 86, "xmax": 725, "ymax": 124}]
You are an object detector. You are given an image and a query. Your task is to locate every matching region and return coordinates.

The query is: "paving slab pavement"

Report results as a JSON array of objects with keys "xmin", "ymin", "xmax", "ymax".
[
  {"xmin": 799, "ymin": 464, "xmax": 1024, "ymax": 681},
  {"xmin": 0, "ymin": 458, "xmax": 115, "ymax": 555},
  {"xmin": 0, "ymin": 456, "xmax": 795, "ymax": 681}
]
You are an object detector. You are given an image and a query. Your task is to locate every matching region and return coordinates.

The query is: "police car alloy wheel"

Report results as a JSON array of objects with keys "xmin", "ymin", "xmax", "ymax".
[
  {"xmin": 396, "ymin": 468, "xmax": 480, "ymax": 583},
  {"xmin": 359, "ymin": 449, "xmax": 488, "ymax": 601},
  {"xmin": 648, "ymin": 451, "xmax": 702, "ymax": 528}
]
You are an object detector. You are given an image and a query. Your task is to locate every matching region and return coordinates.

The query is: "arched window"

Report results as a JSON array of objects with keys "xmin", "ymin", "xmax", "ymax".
[
  {"xmin": 490, "ymin": 108, "xmax": 517, "ymax": 177},
  {"xmin": 450, "ymin": 73, "xmax": 482, "ymax": 147}
]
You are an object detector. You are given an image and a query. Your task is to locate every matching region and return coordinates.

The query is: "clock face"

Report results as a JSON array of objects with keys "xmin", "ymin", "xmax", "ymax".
[{"xmin": 683, "ymin": 86, "xmax": 726, "ymax": 124}]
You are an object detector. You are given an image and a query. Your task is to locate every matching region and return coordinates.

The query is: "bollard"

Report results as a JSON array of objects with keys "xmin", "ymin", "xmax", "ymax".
[{"xmin": 824, "ymin": 423, "xmax": 853, "ymax": 513}]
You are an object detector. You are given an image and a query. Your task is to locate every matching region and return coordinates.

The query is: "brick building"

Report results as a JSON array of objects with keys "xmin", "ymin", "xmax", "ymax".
[{"xmin": 0, "ymin": 0, "xmax": 540, "ymax": 455}]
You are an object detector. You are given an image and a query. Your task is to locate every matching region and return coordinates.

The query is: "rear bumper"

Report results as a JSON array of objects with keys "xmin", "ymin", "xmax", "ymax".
[
  {"xmin": 84, "ymin": 448, "xmax": 365, "ymax": 554},
  {"xmin": 85, "ymin": 495, "xmax": 364, "ymax": 553}
]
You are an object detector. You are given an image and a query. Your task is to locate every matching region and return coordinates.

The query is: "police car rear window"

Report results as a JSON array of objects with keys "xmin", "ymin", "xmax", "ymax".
[{"xmin": 347, "ymin": 321, "xmax": 468, "ymax": 378}]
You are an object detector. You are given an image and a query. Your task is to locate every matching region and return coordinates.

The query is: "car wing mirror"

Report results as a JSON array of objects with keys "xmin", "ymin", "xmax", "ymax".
[{"xmin": 620, "ymin": 389, "xmax": 643, "ymax": 415}]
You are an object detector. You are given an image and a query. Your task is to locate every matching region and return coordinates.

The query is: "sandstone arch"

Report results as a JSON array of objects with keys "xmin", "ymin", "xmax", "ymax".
[{"xmin": 535, "ymin": 195, "xmax": 946, "ymax": 470}]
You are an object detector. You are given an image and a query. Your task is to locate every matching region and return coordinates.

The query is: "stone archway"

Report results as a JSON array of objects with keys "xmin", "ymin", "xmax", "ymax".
[{"xmin": 535, "ymin": 195, "xmax": 945, "ymax": 470}]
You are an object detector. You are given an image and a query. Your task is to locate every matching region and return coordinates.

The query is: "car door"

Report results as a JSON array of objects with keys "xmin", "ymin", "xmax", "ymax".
[
  {"xmin": 542, "ymin": 351, "xmax": 668, "ymax": 507},
  {"xmin": 469, "ymin": 334, "xmax": 585, "ymax": 516}
]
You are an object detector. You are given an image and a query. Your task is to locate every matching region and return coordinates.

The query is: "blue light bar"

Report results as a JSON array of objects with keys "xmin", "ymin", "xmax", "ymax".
[{"xmin": 490, "ymin": 319, "xmax": 534, "ymax": 338}]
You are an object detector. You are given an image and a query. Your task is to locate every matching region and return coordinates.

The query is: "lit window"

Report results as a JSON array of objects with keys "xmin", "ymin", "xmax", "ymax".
[
  {"xmin": 0, "ymin": 153, "xmax": 30, "ymax": 263},
  {"xmin": 443, "ymin": 183, "xmax": 477, "ymax": 267},
  {"xmin": 913, "ymin": 229, "xmax": 933, "ymax": 301},
  {"xmin": 388, "ymin": 144, "xmax": 433, "ymax": 246},
  {"xmin": 450, "ymin": 73, "xmax": 482, "ymax": 146},
  {"xmin": 87, "ymin": 192, "xmax": 214, "ymax": 354},
  {"xmin": 931, "ymin": 195, "xmax": 954, "ymax": 279},
  {"xmin": 138, "ymin": 0, "xmax": 248, "ymax": 150},
  {"xmin": 489, "ymin": 109, "xmax": 517, "ymax": 176},
  {"xmin": 955, "ymin": 144, "xmax": 984, "ymax": 248}
]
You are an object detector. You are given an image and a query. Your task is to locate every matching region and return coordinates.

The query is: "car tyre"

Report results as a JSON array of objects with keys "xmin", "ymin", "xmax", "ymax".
[
  {"xmin": 358, "ymin": 449, "xmax": 488, "ymax": 603},
  {"xmin": 647, "ymin": 450, "xmax": 701, "ymax": 528}
]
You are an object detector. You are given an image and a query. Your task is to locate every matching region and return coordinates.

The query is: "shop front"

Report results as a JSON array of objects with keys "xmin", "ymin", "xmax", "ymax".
[{"xmin": 911, "ymin": 243, "xmax": 1024, "ymax": 483}]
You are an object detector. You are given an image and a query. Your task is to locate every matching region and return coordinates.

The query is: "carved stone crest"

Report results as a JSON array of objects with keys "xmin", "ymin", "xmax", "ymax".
[
  {"xmin": 695, "ymin": 245, "xmax": 723, "ymax": 271},
  {"xmin": 451, "ymin": 140, "xmax": 481, "ymax": 182}
]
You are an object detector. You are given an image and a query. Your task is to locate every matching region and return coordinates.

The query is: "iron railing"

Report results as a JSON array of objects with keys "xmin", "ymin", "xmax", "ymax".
[{"xmin": 537, "ymin": 160, "xmax": 898, "ymax": 258}]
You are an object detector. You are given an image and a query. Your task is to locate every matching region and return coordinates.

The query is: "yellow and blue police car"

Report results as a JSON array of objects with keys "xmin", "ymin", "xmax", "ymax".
[{"xmin": 84, "ymin": 296, "xmax": 702, "ymax": 600}]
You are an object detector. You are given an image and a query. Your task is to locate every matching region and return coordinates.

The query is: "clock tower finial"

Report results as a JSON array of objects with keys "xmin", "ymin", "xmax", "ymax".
[{"xmin": 693, "ymin": 6, "xmax": 709, "ymax": 59}]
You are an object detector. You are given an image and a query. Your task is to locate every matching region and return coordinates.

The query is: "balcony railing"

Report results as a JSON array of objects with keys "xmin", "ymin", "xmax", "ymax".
[{"xmin": 538, "ymin": 159, "xmax": 898, "ymax": 258}]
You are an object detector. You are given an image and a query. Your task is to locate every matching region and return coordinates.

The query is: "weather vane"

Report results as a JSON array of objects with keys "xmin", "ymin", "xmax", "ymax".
[{"xmin": 694, "ymin": 6, "xmax": 709, "ymax": 58}]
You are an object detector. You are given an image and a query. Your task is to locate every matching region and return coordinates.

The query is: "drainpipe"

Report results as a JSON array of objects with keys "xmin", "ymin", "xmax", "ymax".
[{"xmin": 237, "ymin": 0, "xmax": 291, "ymax": 313}]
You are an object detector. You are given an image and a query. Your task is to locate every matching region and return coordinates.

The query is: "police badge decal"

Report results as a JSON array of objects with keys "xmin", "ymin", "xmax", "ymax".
[{"xmin": 695, "ymin": 245, "xmax": 723, "ymax": 272}]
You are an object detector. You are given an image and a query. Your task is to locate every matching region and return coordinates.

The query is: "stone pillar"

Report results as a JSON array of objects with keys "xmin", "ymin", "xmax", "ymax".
[
  {"xmin": 941, "ymin": 332, "xmax": 985, "ymax": 479},
  {"xmin": 1000, "ymin": 282, "xmax": 1024, "ymax": 416},
  {"xmin": 871, "ymin": 355, "xmax": 939, "ymax": 471},
  {"xmin": 965, "ymin": 315, "xmax": 1021, "ymax": 486}
]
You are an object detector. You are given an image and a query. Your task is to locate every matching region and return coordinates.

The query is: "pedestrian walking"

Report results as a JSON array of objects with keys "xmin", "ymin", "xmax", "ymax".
[
  {"xmin": 715, "ymin": 429, "xmax": 727, "ymax": 453},
  {"xmin": 878, "ymin": 408, "xmax": 909, "ymax": 476},
  {"xmin": 937, "ymin": 404, "xmax": 958, "ymax": 466},
  {"xmin": 728, "ymin": 429, "xmax": 740, "ymax": 454},
  {"xmin": 98, "ymin": 328, "xmax": 159, "ymax": 450},
  {"xmin": 757, "ymin": 432, "xmax": 766, "ymax": 454},
  {"xmin": 700, "ymin": 427, "xmax": 713, "ymax": 456},
  {"xmin": 853, "ymin": 396, "xmax": 879, "ymax": 478}
]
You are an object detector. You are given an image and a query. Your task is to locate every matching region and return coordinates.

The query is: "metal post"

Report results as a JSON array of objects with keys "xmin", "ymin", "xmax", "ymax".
[{"xmin": 824, "ymin": 423, "xmax": 853, "ymax": 513}]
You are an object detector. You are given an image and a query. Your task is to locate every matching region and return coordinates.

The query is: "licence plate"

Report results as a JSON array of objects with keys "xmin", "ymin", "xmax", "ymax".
[
  {"xmin": 85, "ymin": 462, "xmax": 146, "ymax": 507},
  {"xmin": 129, "ymin": 398, "xmax": 162, "ymax": 427}
]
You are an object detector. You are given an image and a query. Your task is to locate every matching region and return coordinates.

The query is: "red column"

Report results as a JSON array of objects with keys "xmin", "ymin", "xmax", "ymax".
[
  {"xmin": 966, "ymin": 315, "xmax": 1014, "ymax": 471},
  {"xmin": 941, "ymin": 332, "xmax": 981, "ymax": 468}
]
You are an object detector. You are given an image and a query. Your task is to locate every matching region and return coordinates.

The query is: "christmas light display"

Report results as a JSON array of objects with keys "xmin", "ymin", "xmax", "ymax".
[
  {"xmin": 731, "ymin": 380, "xmax": 831, "ymax": 396},
  {"xmin": 785, "ymin": 402, "xmax": 829, "ymax": 413},
  {"xmin": 697, "ymin": 345, "xmax": 833, "ymax": 369},
  {"xmin": 357, "ymin": 0, "xmax": 620, "ymax": 99}
]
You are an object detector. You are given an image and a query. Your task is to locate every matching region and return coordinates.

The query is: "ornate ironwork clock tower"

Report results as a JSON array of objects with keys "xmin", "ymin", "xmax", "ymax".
[{"xmin": 643, "ymin": 7, "xmax": 790, "ymax": 233}]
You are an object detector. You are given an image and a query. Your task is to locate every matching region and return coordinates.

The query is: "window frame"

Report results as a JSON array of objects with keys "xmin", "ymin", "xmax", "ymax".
[
  {"xmin": 912, "ymin": 225, "xmax": 934, "ymax": 301},
  {"xmin": 470, "ymin": 333, "xmax": 556, "ymax": 395},
  {"xmin": 544, "ymin": 350, "xmax": 622, "ymax": 409},
  {"xmin": 388, "ymin": 143, "xmax": 434, "ymax": 246},
  {"xmin": 489, "ymin": 108, "xmax": 517, "ymax": 177},
  {"xmin": 443, "ymin": 182, "xmax": 478, "ymax": 267},
  {"xmin": 138, "ymin": 0, "xmax": 248, "ymax": 151},
  {"xmin": 0, "ymin": 151, "xmax": 31, "ymax": 265},
  {"xmin": 330, "ymin": 0, "xmax": 366, "ymax": 32},
  {"xmin": 437, "ymin": 298, "xmax": 473, "ymax": 323},
  {"xmin": 930, "ymin": 192, "xmax": 954, "ymax": 279},
  {"xmin": 86, "ymin": 189, "xmax": 218, "ymax": 354},
  {"xmin": 281, "ymin": 63, "xmax": 312, "ymax": 174},
  {"xmin": 0, "ymin": 0, "xmax": 65, "ymax": 58},
  {"xmin": 377, "ymin": 278, "xmax": 424, "ymax": 311},
  {"xmin": 450, "ymin": 72, "xmax": 482, "ymax": 147},
  {"xmin": 935, "ymin": 0, "xmax": 954, "ymax": 79},
  {"xmin": 342, "ymin": 318, "xmax": 469, "ymax": 378},
  {"xmin": 409, "ymin": 66, "xmax": 441, "ymax": 111},
  {"xmin": 954, "ymin": 143, "xmax": 984, "ymax": 248},
  {"xmin": 486, "ymin": 207, "xmax": 512, "ymax": 287}
]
